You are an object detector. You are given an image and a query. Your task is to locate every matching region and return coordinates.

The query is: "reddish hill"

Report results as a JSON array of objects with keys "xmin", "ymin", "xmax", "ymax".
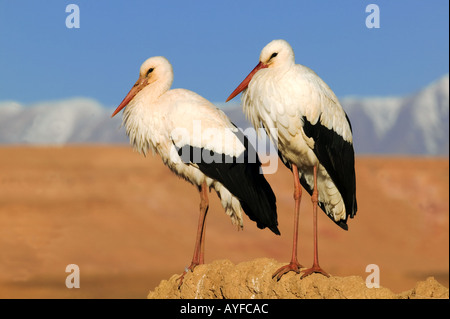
[{"xmin": 0, "ymin": 146, "xmax": 448, "ymax": 298}]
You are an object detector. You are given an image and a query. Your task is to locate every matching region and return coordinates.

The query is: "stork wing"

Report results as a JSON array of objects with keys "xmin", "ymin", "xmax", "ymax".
[
  {"xmin": 174, "ymin": 124, "xmax": 280, "ymax": 236},
  {"xmin": 302, "ymin": 113, "xmax": 357, "ymax": 223}
]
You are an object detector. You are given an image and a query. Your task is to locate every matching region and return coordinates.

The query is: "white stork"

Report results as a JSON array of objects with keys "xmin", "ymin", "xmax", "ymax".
[
  {"xmin": 111, "ymin": 56, "xmax": 280, "ymax": 285},
  {"xmin": 226, "ymin": 39, "xmax": 357, "ymax": 279}
]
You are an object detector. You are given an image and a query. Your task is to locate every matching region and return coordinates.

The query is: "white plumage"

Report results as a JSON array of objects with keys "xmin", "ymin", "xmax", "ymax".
[
  {"xmin": 227, "ymin": 39, "xmax": 357, "ymax": 279},
  {"xmin": 112, "ymin": 56, "xmax": 279, "ymax": 285},
  {"xmin": 122, "ymin": 81, "xmax": 245, "ymax": 225}
]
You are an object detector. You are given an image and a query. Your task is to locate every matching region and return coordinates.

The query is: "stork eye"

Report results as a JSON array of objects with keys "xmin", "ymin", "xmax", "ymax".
[
  {"xmin": 270, "ymin": 52, "xmax": 278, "ymax": 59},
  {"xmin": 146, "ymin": 68, "xmax": 154, "ymax": 76}
]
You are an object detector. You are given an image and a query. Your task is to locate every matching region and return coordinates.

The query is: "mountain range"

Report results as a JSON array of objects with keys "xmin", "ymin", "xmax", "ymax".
[{"xmin": 0, "ymin": 74, "xmax": 448, "ymax": 155}]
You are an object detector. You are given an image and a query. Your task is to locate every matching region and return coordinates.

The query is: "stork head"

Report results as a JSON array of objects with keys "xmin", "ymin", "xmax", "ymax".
[
  {"xmin": 226, "ymin": 39, "xmax": 295, "ymax": 102},
  {"xmin": 259, "ymin": 39, "xmax": 295, "ymax": 69},
  {"xmin": 112, "ymin": 56, "xmax": 173, "ymax": 117}
]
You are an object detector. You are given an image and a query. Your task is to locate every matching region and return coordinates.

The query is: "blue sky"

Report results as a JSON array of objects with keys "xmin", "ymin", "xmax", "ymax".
[{"xmin": 0, "ymin": 0, "xmax": 448, "ymax": 108}]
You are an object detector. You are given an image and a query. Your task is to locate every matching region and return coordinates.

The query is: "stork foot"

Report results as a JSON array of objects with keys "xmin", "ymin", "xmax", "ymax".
[
  {"xmin": 177, "ymin": 262, "xmax": 200, "ymax": 288},
  {"xmin": 272, "ymin": 261, "xmax": 303, "ymax": 281},
  {"xmin": 301, "ymin": 264, "xmax": 330, "ymax": 279}
]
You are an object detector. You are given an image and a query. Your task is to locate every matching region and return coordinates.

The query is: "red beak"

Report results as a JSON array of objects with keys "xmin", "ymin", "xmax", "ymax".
[
  {"xmin": 111, "ymin": 77, "xmax": 147, "ymax": 118},
  {"xmin": 226, "ymin": 61, "xmax": 268, "ymax": 102}
]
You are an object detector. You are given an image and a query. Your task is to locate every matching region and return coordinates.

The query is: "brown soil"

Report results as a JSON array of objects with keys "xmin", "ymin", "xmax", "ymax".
[
  {"xmin": 148, "ymin": 258, "xmax": 449, "ymax": 299},
  {"xmin": 0, "ymin": 146, "xmax": 448, "ymax": 298}
]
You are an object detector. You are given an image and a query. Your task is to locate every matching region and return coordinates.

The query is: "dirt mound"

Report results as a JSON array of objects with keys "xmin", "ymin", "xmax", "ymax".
[{"xmin": 148, "ymin": 258, "xmax": 449, "ymax": 299}]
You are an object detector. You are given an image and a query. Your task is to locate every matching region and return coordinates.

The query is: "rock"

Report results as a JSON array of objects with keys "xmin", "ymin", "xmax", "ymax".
[
  {"xmin": 148, "ymin": 258, "xmax": 449, "ymax": 299},
  {"xmin": 399, "ymin": 277, "xmax": 450, "ymax": 299}
]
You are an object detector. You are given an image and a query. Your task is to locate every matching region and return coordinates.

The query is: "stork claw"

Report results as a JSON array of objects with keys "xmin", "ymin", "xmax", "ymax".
[
  {"xmin": 300, "ymin": 264, "xmax": 330, "ymax": 279},
  {"xmin": 272, "ymin": 261, "xmax": 303, "ymax": 281},
  {"xmin": 177, "ymin": 262, "xmax": 199, "ymax": 288}
]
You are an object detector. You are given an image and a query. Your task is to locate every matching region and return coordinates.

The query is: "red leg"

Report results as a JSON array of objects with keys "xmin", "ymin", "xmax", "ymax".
[
  {"xmin": 301, "ymin": 165, "xmax": 329, "ymax": 278},
  {"xmin": 178, "ymin": 182, "xmax": 209, "ymax": 287},
  {"xmin": 272, "ymin": 164, "xmax": 304, "ymax": 281},
  {"xmin": 198, "ymin": 183, "xmax": 209, "ymax": 264}
]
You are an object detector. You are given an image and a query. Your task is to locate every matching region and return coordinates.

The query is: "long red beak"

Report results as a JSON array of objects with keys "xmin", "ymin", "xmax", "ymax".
[
  {"xmin": 226, "ymin": 61, "xmax": 268, "ymax": 102},
  {"xmin": 111, "ymin": 77, "xmax": 147, "ymax": 118}
]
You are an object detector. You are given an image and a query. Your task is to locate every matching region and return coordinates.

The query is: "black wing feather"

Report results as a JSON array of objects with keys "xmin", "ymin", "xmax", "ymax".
[
  {"xmin": 301, "ymin": 114, "xmax": 357, "ymax": 229},
  {"xmin": 176, "ymin": 126, "xmax": 280, "ymax": 235}
]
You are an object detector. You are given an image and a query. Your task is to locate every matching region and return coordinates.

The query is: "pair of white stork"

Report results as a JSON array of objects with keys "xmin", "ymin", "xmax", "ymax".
[{"xmin": 111, "ymin": 39, "xmax": 357, "ymax": 284}]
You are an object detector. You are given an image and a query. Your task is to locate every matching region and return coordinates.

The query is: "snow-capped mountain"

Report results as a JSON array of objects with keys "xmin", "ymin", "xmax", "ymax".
[
  {"xmin": 341, "ymin": 74, "xmax": 449, "ymax": 155},
  {"xmin": 0, "ymin": 75, "xmax": 448, "ymax": 155},
  {"xmin": 0, "ymin": 98, "xmax": 127, "ymax": 145}
]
